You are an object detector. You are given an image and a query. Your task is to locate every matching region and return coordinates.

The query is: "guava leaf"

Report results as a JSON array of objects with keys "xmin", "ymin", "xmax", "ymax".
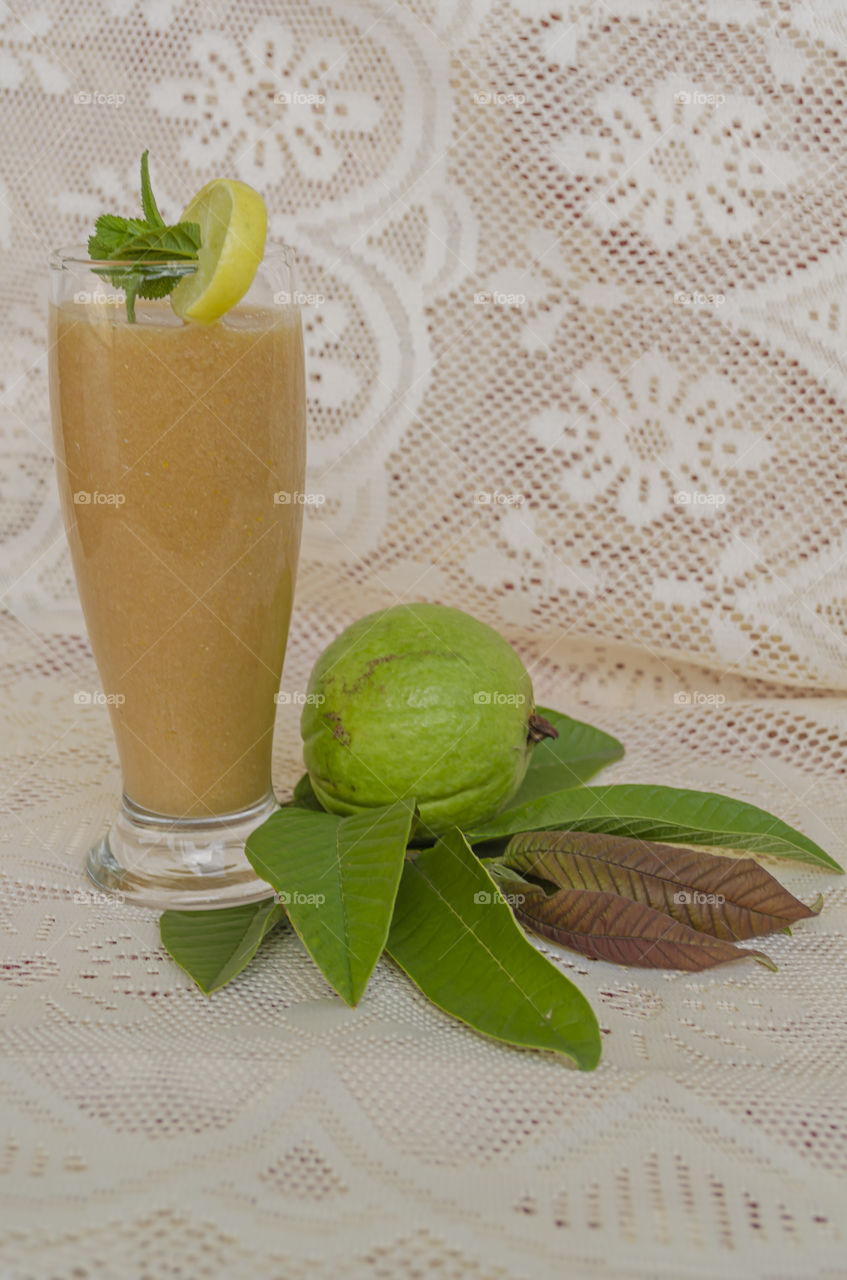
[
  {"xmin": 288, "ymin": 772, "xmax": 325, "ymax": 811},
  {"xmin": 465, "ymin": 783, "xmax": 842, "ymax": 872},
  {"xmin": 386, "ymin": 828, "xmax": 601, "ymax": 1070},
  {"xmin": 246, "ymin": 800, "xmax": 416, "ymax": 1006},
  {"xmin": 498, "ymin": 831, "xmax": 823, "ymax": 939},
  {"xmin": 509, "ymin": 706, "xmax": 624, "ymax": 805},
  {"xmin": 159, "ymin": 897, "xmax": 285, "ymax": 994},
  {"xmin": 490, "ymin": 866, "xmax": 776, "ymax": 972}
]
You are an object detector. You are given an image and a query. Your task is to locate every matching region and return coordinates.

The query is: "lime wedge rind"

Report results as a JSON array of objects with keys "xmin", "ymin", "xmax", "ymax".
[{"xmin": 170, "ymin": 178, "xmax": 267, "ymax": 324}]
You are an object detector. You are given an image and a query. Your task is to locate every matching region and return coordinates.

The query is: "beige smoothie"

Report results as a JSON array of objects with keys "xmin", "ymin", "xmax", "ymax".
[{"xmin": 49, "ymin": 299, "xmax": 306, "ymax": 818}]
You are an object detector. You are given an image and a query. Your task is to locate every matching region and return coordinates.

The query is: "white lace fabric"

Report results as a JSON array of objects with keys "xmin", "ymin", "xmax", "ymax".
[{"xmin": 2, "ymin": 1, "xmax": 847, "ymax": 1276}]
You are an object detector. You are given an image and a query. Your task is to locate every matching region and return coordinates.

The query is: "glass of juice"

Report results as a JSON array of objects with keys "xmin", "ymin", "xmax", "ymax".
[{"xmin": 48, "ymin": 245, "xmax": 306, "ymax": 908}]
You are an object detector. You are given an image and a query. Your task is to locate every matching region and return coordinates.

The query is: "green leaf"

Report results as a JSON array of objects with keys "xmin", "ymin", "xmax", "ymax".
[
  {"xmin": 287, "ymin": 772, "xmax": 325, "ymax": 811},
  {"xmin": 137, "ymin": 274, "xmax": 181, "ymax": 300},
  {"xmin": 159, "ymin": 897, "xmax": 285, "ymax": 994},
  {"xmin": 111, "ymin": 221, "xmax": 202, "ymax": 260},
  {"xmin": 140, "ymin": 149, "xmax": 164, "ymax": 226},
  {"xmin": 386, "ymin": 828, "xmax": 601, "ymax": 1070},
  {"xmin": 466, "ymin": 783, "xmax": 842, "ymax": 872},
  {"xmin": 123, "ymin": 273, "xmax": 139, "ymax": 324},
  {"xmin": 87, "ymin": 152, "xmax": 201, "ymax": 322},
  {"xmin": 246, "ymin": 801, "xmax": 416, "ymax": 1006},
  {"xmin": 499, "ymin": 830, "xmax": 822, "ymax": 939},
  {"xmin": 509, "ymin": 706, "xmax": 625, "ymax": 805},
  {"xmin": 88, "ymin": 215, "xmax": 201, "ymax": 264},
  {"xmin": 87, "ymin": 213, "xmax": 134, "ymax": 258}
]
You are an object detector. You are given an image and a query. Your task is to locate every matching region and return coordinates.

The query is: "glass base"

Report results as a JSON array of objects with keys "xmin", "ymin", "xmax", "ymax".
[{"xmin": 86, "ymin": 792, "xmax": 278, "ymax": 910}]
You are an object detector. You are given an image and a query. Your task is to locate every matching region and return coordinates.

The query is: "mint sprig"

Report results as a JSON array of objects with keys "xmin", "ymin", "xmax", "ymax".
[{"xmin": 87, "ymin": 151, "xmax": 201, "ymax": 322}]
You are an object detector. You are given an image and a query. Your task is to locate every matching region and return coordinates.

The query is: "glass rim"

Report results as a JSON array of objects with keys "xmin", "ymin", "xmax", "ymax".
[{"xmin": 49, "ymin": 240, "xmax": 296, "ymax": 270}]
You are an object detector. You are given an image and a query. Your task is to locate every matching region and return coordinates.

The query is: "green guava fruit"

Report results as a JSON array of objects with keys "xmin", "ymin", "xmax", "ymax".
[{"xmin": 300, "ymin": 602, "xmax": 555, "ymax": 840}]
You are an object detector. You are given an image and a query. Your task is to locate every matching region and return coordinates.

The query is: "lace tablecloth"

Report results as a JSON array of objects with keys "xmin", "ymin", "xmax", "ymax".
[{"xmin": 2, "ymin": 1, "xmax": 847, "ymax": 1276}]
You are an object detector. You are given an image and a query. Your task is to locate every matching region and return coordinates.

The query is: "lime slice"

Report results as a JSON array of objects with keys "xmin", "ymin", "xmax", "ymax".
[{"xmin": 170, "ymin": 178, "xmax": 267, "ymax": 324}]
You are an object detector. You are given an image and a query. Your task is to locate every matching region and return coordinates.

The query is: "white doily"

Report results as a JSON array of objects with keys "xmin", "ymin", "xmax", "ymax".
[{"xmin": 2, "ymin": 1, "xmax": 847, "ymax": 1276}]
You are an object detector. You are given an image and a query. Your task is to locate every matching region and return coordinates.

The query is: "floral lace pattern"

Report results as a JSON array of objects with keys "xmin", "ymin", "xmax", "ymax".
[
  {"xmin": 556, "ymin": 80, "xmax": 800, "ymax": 245},
  {"xmin": 2, "ymin": 0, "xmax": 847, "ymax": 1275},
  {"xmin": 4, "ymin": 0, "xmax": 843, "ymax": 692}
]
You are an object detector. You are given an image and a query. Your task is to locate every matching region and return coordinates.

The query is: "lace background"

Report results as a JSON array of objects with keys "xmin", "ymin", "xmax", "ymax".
[{"xmin": 2, "ymin": 0, "xmax": 847, "ymax": 1276}]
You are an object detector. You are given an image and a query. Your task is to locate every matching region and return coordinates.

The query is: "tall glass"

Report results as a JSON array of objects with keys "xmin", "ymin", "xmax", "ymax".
[{"xmin": 48, "ymin": 246, "xmax": 306, "ymax": 908}]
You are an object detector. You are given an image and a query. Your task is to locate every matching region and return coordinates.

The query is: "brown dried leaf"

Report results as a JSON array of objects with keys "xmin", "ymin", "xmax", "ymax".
[
  {"xmin": 494, "ymin": 872, "xmax": 776, "ymax": 971},
  {"xmin": 502, "ymin": 831, "xmax": 821, "ymax": 941}
]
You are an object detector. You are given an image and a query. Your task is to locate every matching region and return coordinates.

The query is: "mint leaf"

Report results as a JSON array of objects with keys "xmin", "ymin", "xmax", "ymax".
[
  {"xmin": 137, "ymin": 275, "xmax": 181, "ymax": 300},
  {"xmin": 87, "ymin": 153, "xmax": 200, "ymax": 322},
  {"xmin": 140, "ymin": 149, "xmax": 164, "ymax": 226},
  {"xmin": 87, "ymin": 213, "xmax": 135, "ymax": 258},
  {"xmin": 124, "ymin": 274, "xmax": 139, "ymax": 323},
  {"xmin": 95, "ymin": 221, "xmax": 201, "ymax": 260}
]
